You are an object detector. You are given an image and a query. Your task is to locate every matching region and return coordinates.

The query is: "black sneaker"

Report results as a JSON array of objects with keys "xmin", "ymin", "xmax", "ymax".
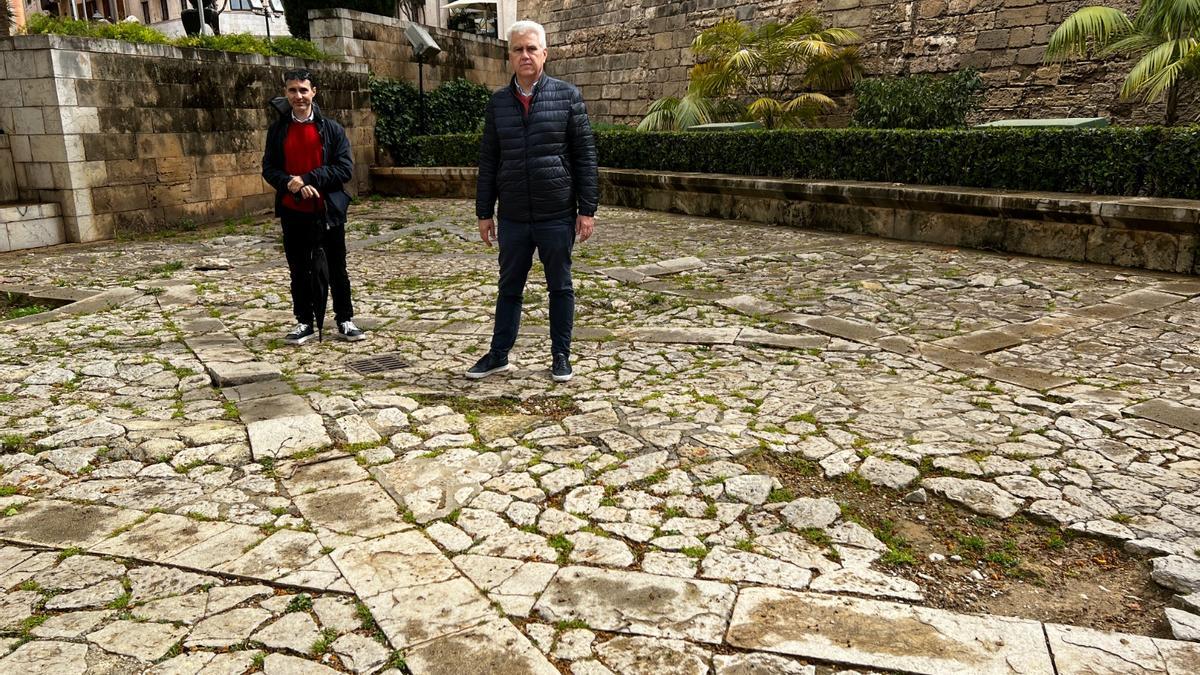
[
  {"xmin": 284, "ymin": 323, "xmax": 316, "ymax": 345},
  {"xmin": 465, "ymin": 352, "xmax": 513, "ymax": 379},
  {"xmin": 337, "ymin": 320, "xmax": 366, "ymax": 342},
  {"xmin": 551, "ymin": 353, "xmax": 573, "ymax": 382}
]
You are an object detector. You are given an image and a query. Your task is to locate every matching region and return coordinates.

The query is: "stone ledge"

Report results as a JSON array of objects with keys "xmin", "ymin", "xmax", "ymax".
[{"xmin": 371, "ymin": 166, "xmax": 1200, "ymax": 274}]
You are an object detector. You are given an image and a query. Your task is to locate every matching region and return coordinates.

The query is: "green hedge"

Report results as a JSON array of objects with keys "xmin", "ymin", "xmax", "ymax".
[
  {"xmin": 410, "ymin": 127, "xmax": 1200, "ymax": 199},
  {"xmin": 24, "ymin": 14, "xmax": 332, "ymax": 59},
  {"xmin": 372, "ymin": 78, "xmax": 490, "ymax": 165}
]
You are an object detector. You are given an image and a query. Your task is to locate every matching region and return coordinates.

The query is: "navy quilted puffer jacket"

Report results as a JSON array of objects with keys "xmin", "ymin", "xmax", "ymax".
[{"xmin": 475, "ymin": 75, "xmax": 599, "ymax": 222}]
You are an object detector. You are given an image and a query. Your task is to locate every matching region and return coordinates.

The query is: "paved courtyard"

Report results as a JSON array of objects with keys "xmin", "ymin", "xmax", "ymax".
[{"xmin": 0, "ymin": 197, "xmax": 1198, "ymax": 674}]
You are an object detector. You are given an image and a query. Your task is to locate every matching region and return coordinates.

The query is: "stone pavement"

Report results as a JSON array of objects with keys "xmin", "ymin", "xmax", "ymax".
[{"xmin": 0, "ymin": 197, "xmax": 1198, "ymax": 674}]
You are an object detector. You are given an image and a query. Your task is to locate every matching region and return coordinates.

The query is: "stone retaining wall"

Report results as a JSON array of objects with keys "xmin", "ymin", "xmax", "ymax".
[
  {"xmin": 0, "ymin": 33, "xmax": 373, "ymax": 242},
  {"xmin": 371, "ymin": 166, "xmax": 1200, "ymax": 274},
  {"xmin": 520, "ymin": 0, "xmax": 1197, "ymax": 126},
  {"xmin": 309, "ymin": 8, "xmax": 509, "ymax": 89}
]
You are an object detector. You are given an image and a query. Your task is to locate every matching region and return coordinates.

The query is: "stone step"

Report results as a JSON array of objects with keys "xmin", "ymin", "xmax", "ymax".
[{"xmin": 0, "ymin": 202, "xmax": 66, "ymax": 252}]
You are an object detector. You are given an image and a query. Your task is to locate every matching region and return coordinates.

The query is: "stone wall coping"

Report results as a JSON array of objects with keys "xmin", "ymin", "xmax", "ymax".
[
  {"xmin": 0, "ymin": 33, "xmax": 368, "ymax": 73},
  {"xmin": 372, "ymin": 166, "xmax": 1200, "ymax": 233},
  {"xmin": 308, "ymin": 7, "xmax": 507, "ymax": 47}
]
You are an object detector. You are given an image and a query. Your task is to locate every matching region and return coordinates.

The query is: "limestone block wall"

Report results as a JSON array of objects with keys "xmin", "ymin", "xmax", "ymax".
[
  {"xmin": 0, "ymin": 135, "xmax": 16, "ymax": 201},
  {"xmin": 0, "ymin": 34, "xmax": 373, "ymax": 242},
  {"xmin": 310, "ymin": 8, "xmax": 510, "ymax": 89},
  {"xmin": 520, "ymin": 0, "xmax": 1197, "ymax": 126}
]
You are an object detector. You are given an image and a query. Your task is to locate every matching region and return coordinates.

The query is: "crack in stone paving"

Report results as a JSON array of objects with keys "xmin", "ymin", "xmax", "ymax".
[{"xmin": 2, "ymin": 199, "xmax": 1200, "ymax": 673}]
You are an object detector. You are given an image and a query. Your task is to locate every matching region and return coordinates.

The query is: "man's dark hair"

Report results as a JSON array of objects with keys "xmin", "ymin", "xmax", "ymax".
[{"xmin": 284, "ymin": 69, "xmax": 316, "ymax": 87}]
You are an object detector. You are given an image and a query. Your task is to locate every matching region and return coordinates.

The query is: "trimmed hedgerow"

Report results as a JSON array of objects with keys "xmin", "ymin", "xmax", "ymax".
[
  {"xmin": 23, "ymin": 14, "xmax": 332, "ymax": 60},
  {"xmin": 409, "ymin": 127, "xmax": 1200, "ymax": 199}
]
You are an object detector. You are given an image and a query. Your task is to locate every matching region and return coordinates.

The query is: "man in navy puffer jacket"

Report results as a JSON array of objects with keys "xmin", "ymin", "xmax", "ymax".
[{"xmin": 467, "ymin": 19, "xmax": 599, "ymax": 383}]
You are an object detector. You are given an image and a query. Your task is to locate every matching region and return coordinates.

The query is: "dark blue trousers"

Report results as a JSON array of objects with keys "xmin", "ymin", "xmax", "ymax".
[{"xmin": 489, "ymin": 216, "xmax": 575, "ymax": 358}]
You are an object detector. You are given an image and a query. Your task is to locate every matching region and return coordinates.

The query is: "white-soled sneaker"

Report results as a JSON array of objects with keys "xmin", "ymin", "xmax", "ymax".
[
  {"xmin": 337, "ymin": 320, "xmax": 366, "ymax": 342},
  {"xmin": 285, "ymin": 323, "xmax": 316, "ymax": 345}
]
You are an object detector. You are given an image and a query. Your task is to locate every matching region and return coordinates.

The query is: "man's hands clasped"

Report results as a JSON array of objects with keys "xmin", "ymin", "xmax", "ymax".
[{"xmin": 287, "ymin": 175, "xmax": 320, "ymax": 200}]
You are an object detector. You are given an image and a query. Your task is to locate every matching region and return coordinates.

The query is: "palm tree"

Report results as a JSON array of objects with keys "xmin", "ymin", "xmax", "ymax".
[
  {"xmin": 1044, "ymin": 0, "xmax": 1200, "ymax": 125},
  {"xmin": 638, "ymin": 14, "xmax": 863, "ymax": 131}
]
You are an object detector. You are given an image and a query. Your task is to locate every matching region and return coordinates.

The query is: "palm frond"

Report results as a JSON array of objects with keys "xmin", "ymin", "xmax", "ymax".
[
  {"xmin": 637, "ymin": 97, "xmax": 682, "ymax": 131},
  {"xmin": 1138, "ymin": 0, "xmax": 1200, "ymax": 37},
  {"xmin": 1123, "ymin": 36, "xmax": 1200, "ymax": 99},
  {"xmin": 1044, "ymin": 6, "xmax": 1135, "ymax": 62},
  {"xmin": 804, "ymin": 46, "xmax": 864, "ymax": 90},
  {"xmin": 783, "ymin": 92, "xmax": 836, "ymax": 112},
  {"xmin": 675, "ymin": 94, "xmax": 716, "ymax": 129}
]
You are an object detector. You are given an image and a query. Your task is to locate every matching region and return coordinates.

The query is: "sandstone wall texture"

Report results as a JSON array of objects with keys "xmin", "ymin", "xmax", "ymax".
[
  {"xmin": 310, "ymin": 8, "xmax": 510, "ymax": 89},
  {"xmin": 519, "ymin": 0, "xmax": 1198, "ymax": 126},
  {"xmin": 0, "ymin": 33, "xmax": 373, "ymax": 242}
]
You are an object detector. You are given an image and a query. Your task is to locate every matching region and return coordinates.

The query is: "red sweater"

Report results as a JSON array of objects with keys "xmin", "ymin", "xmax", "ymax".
[{"xmin": 281, "ymin": 120, "xmax": 324, "ymax": 213}]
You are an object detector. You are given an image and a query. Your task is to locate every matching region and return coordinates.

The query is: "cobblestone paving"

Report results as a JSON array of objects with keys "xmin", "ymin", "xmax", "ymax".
[{"xmin": 0, "ymin": 198, "xmax": 1198, "ymax": 674}]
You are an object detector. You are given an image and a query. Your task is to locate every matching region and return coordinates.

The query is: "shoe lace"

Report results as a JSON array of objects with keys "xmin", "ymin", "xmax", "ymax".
[
  {"xmin": 292, "ymin": 323, "xmax": 310, "ymax": 335},
  {"xmin": 341, "ymin": 320, "xmax": 358, "ymax": 332},
  {"xmin": 554, "ymin": 354, "xmax": 569, "ymax": 369}
]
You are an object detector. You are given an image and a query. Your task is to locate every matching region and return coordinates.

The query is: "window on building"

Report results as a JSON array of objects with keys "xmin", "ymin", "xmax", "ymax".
[
  {"xmin": 141, "ymin": 0, "xmax": 150, "ymax": 21},
  {"xmin": 159, "ymin": 0, "xmax": 169, "ymax": 19},
  {"xmin": 230, "ymin": 0, "xmax": 253, "ymax": 9},
  {"xmin": 179, "ymin": 0, "xmax": 187, "ymax": 11}
]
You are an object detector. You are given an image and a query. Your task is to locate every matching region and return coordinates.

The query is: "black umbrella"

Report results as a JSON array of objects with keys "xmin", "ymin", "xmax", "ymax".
[{"xmin": 308, "ymin": 202, "xmax": 332, "ymax": 342}]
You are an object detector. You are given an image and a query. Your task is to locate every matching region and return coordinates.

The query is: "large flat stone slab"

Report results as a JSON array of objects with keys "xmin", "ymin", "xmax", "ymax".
[
  {"xmin": 0, "ymin": 500, "xmax": 144, "ymax": 548},
  {"xmin": 404, "ymin": 618, "xmax": 558, "ymax": 675},
  {"xmin": 247, "ymin": 413, "xmax": 332, "ymax": 460},
  {"xmin": 237, "ymin": 394, "xmax": 315, "ymax": 424},
  {"xmin": 1046, "ymin": 623, "xmax": 1167, "ymax": 675},
  {"xmin": 93, "ymin": 512, "xmax": 235, "ymax": 562},
  {"xmin": 331, "ymin": 531, "xmax": 496, "ymax": 649},
  {"xmin": 726, "ymin": 588, "xmax": 1052, "ymax": 675},
  {"xmin": 0, "ymin": 640, "xmax": 88, "ymax": 674},
  {"xmin": 1125, "ymin": 399, "xmax": 1200, "ymax": 435},
  {"xmin": 934, "ymin": 329, "xmax": 1023, "ymax": 354},
  {"xmin": 734, "ymin": 328, "xmax": 828, "ymax": 350},
  {"xmin": 293, "ymin": 480, "xmax": 410, "ymax": 538},
  {"xmin": 215, "ymin": 529, "xmax": 323, "ymax": 580},
  {"xmin": 205, "ymin": 360, "xmax": 282, "ymax": 387},
  {"xmin": 632, "ymin": 256, "xmax": 705, "ymax": 277},
  {"xmin": 533, "ymin": 566, "xmax": 736, "ymax": 644},
  {"xmin": 622, "ymin": 327, "xmax": 742, "ymax": 345}
]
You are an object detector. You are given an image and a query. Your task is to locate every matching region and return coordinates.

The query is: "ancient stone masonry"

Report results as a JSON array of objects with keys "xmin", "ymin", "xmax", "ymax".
[
  {"xmin": 0, "ymin": 33, "xmax": 374, "ymax": 243},
  {"xmin": 520, "ymin": 0, "xmax": 1199, "ymax": 126},
  {"xmin": 309, "ymin": 8, "xmax": 510, "ymax": 89}
]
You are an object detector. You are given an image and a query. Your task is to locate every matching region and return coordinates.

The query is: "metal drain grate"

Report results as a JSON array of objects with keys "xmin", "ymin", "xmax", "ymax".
[{"xmin": 347, "ymin": 353, "xmax": 407, "ymax": 375}]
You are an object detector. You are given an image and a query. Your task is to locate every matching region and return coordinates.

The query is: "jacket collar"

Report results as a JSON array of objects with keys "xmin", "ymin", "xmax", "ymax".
[
  {"xmin": 279, "ymin": 101, "xmax": 325, "ymax": 124},
  {"xmin": 510, "ymin": 74, "xmax": 553, "ymax": 98}
]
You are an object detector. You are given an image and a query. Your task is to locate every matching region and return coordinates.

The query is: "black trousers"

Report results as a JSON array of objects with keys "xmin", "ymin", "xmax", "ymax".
[
  {"xmin": 280, "ymin": 211, "xmax": 353, "ymax": 327},
  {"xmin": 489, "ymin": 216, "xmax": 575, "ymax": 358}
]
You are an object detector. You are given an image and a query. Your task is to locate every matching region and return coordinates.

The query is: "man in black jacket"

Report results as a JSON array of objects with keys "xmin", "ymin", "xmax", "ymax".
[
  {"xmin": 262, "ymin": 68, "xmax": 365, "ymax": 345},
  {"xmin": 468, "ymin": 20, "xmax": 599, "ymax": 382}
]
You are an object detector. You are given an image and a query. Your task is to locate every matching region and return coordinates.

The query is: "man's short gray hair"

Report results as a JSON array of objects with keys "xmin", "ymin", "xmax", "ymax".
[{"xmin": 507, "ymin": 20, "xmax": 547, "ymax": 48}]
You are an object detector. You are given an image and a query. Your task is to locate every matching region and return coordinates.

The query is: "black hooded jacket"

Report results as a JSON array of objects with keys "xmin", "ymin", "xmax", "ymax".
[
  {"xmin": 262, "ymin": 101, "xmax": 354, "ymax": 226},
  {"xmin": 476, "ymin": 75, "xmax": 599, "ymax": 223}
]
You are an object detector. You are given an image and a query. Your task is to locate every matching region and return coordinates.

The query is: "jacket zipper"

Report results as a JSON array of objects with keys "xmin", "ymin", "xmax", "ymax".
[{"xmin": 518, "ymin": 86, "xmax": 534, "ymax": 221}]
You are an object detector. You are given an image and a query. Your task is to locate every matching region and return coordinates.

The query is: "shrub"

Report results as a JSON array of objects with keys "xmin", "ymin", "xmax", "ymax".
[
  {"xmin": 852, "ymin": 69, "xmax": 984, "ymax": 129},
  {"xmin": 425, "ymin": 79, "xmax": 492, "ymax": 135},
  {"xmin": 26, "ymin": 14, "xmax": 169, "ymax": 43},
  {"xmin": 24, "ymin": 13, "xmax": 331, "ymax": 59},
  {"xmin": 408, "ymin": 126, "xmax": 1200, "ymax": 199},
  {"xmin": 372, "ymin": 77, "xmax": 490, "ymax": 164},
  {"xmin": 371, "ymin": 77, "xmax": 420, "ymax": 164},
  {"xmin": 280, "ymin": 0, "xmax": 395, "ymax": 40}
]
